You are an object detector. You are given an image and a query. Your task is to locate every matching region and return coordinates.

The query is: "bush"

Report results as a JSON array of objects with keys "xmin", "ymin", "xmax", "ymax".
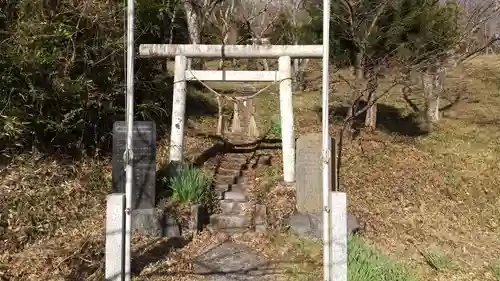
[
  {"xmin": 268, "ymin": 115, "xmax": 282, "ymax": 138},
  {"xmin": 0, "ymin": 0, "xmax": 184, "ymax": 157},
  {"xmin": 169, "ymin": 164, "xmax": 212, "ymax": 205}
]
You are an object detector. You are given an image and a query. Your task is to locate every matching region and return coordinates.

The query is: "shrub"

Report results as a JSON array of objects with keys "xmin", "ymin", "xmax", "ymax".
[
  {"xmin": 0, "ymin": 0, "xmax": 182, "ymax": 157},
  {"xmin": 169, "ymin": 164, "xmax": 212, "ymax": 205},
  {"xmin": 268, "ymin": 115, "xmax": 282, "ymax": 138}
]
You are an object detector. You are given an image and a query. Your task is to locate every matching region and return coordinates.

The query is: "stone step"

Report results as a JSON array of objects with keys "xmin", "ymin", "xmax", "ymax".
[
  {"xmin": 225, "ymin": 134, "xmax": 256, "ymax": 142},
  {"xmin": 224, "ymin": 153, "xmax": 249, "ymax": 161},
  {"xmin": 219, "ymin": 200, "xmax": 253, "ymax": 214},
  {"xmin": 210, "ymin": 214, "xmax": 251, "ymax": 229},
  {"xmin": 245, "ymin": 155, "xmax": 271, "ymax": 169},
  {"xmin": 210, "ymin": 213, "xmax": 266, "ymax": 230},
  {"xmin": 225, "ymin": 153, "xmax": 248, "ymax": 161},
  {"xmin": 219, "ymin": 201, "xmax": 267, "ymax": 216},
  {"xmin": 214, "ymin": 174, "xmax": 237, "ymax": 184},
  {"xmin": 238, "ymin": 168, "xmax": 253, "ymax": 176},
  {"xmin": 234, "ymin": 175, "xmax": 251, "ymax": 185},
  {"xmin": 254, "ymin": 155, "xmax": 272, "ymax": 166},
  {"xmin": 207, "ymin": 226, "xmax": 248, "ymax": 235},
  {"xmin": 223, "ymin": 187, "xmax": 248, "ymax": 201},
  {"xmin": 217, "ymin": 166, "xmax": 242, "ymax": 176},
  {"xmin": 213, "ymin": 184, "xmax": 231, "ymax": 200},
  {"xmin": 219, "ymin": 161, "xmax": 246, "ymax": 171},
  {"xmin": 255, "ymin": 224, "xmax": 267, "ymax": 233}
]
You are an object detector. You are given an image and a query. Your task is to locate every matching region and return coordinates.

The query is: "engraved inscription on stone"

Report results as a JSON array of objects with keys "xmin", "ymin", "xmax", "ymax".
[
  {"xmin": 112, "ymin": 121, "xmax": 156, "ymax": 210},
  {"xmin": 295, "ymin": 133, "xmax": 324, "ymax": 213}
]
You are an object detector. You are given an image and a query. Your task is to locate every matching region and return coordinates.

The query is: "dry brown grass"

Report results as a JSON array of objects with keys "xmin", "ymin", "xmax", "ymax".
[
  {"xmin": 1, "ymin": 55, "xmax": 499, "ymax": 281},
  {"xmin": 0, "ymin": 135, "xmax": 216, "ymax": 281},
  {"xmin": 0, "ymin": 155, "xmax": 109, "ymax": 280},
  {"xmin": 274, "ymin": 55, "xmax": 500, "ymax": 281},
  {"xmin": 237, "ymin": 55, "xmax": 500, "ymax": 281}
]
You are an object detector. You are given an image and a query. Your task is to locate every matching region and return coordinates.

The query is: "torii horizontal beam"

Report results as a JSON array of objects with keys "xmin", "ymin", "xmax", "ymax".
[
  {"xmin": 139, "ymin": 44, "xmax": 323, "ymax": 58},
  {"xmin": 185, "ymin": 70, "xmax": 278, "ymax": 82}
]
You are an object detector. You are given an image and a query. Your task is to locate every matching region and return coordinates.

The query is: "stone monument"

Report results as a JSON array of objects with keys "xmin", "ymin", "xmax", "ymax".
[
  {"xmin": 295, "ymin": 133, "xmax": 324, "ymax": 213},
  {"xmin": 290, "ymin": 133, "xmax": 359, "ymax": 239},
  {"xmin": 112, "ymin": 121, "xmax": 156, "ymax": 210},
  {"xmin": 112, "ymin": 121, "xmax": 180, "ymax": 237}
]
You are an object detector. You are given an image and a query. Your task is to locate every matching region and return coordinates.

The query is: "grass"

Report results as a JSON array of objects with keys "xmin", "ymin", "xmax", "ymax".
[
  {"xmin": 421, "ymin": 247, "xmax": 456, "ymax": 272},
  {"xmin": 348, "ymin": 235, "xmax": 420, "ymax": 281},
  {"xmin": 0, "ymin": 154, "xmax": 109, "ymax": 280},
  {"xmin": 491, "ymin": 261, "xmax": 500, "ymax": 281},
  {"xmin": 168, "ymin": 164, "xmax": 212, "ymax": 205},
  {"xmin": 267, "ymin": 115, "xmax": 282, "ymax": 138},
  {"xmin": 253, "ymin": 232, "xmax": 420, "ymax": 281},
  {"xmin": 251, "ymin": 55, "xmax": 500, "ymax": 280}
]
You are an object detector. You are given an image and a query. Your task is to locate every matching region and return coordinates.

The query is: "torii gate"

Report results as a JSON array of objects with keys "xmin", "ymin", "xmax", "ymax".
[
  {"xmin": 138, "ymin": 44, "xmax": 323, "ymax": 184},
  {"xmin": 107, "ymin": 0, "xmax": 348, "ymax": 279}
]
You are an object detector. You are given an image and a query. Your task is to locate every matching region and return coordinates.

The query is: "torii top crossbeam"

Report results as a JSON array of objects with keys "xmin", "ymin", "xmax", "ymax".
[{"xmin": 139, "ymin": 44, "xmax": 323, "ymax": 58}]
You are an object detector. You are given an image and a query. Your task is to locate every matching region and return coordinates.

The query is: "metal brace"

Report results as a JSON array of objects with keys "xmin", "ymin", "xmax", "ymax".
[
  {"xmin": 322, "ymin": 149, "xmax": 331, "ymax": 164},
  {"xmin": 123, "ymin": 149, "xmax": 134, "ymax": 215},
  {"xmin": 123, "ymin": 149, "xmax": 134, "ymax": 169}
]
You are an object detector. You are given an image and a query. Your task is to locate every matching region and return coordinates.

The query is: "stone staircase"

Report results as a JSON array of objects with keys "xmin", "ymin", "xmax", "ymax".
[{"xmin": 209, "ymin": 135, "xmax": 268, "ymax": 234}]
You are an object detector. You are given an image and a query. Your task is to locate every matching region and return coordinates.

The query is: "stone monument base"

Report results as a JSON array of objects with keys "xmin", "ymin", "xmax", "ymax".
[
  {"xmin": 287, "ymin": 211, "xmax": 360, "ymax": 240},
  {"xmin": 131, "ymin": 208, "xmax": 180, "ymax": 238}
]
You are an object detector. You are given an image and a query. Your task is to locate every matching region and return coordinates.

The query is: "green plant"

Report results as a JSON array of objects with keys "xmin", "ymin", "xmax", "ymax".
[
  {"xmin": 348, "ymin": 235, "xmax": 420, "ymax": 281},
  {"xmin": 490, "ymin": 261, "xmax": 500, "ymax": 281},
  {"xmin": 169, "ymin": 164, "xmax": 212, "ymax": 204},
  {"xmin": 268, "ymin": 115, "xmax": 282, "ymax": 138},
  {"xmin": 421, "ymin": 247, "xmax": 455, "ymax": 272},
  {"xmin": 286, "ymin": 234, "xmax": 420, "ymax": 281}
]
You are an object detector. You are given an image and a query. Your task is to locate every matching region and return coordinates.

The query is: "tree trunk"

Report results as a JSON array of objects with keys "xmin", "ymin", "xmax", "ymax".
[
  {"xmin": 354, "ymin": 51, "xmax": 364, "ymax": 80},
  {"xmin": 159, "ymin": 9, "xmax": 177, "ymax": 72},
  {"xmin": 298, "ymin": 59, "xmax": 309, "ymax": 91},
  {"xmin": 218, "ymin": 31, "xmax": 231, "ymax": 70},
  {"xmin": 292, "ymin": 39, "xmax": 309, "ymax": 91},
  {"xmin": 183, "ymin": 0, "xmax": 200, "ymax": 69},
  {"xmin": 422, "ymin": 67, "xmax": 442, "ymax": 127},
  {"xmin": 344, "ymin": 50, "xmax": 364, "ymax": 137},
  {"xmin": 344, "ymin": 106, "xmax": 355, "ymax": 140},
  {"xmin": 260, "ymin": 38, "xmax": 270, "ymax": 71},
  {"xmin": 364, "ymin": 69, "xmax": 378, "ymax": 129},
  {"xmin": 364, "ymin": 95, "xmax": 377, "ymax": 128}
]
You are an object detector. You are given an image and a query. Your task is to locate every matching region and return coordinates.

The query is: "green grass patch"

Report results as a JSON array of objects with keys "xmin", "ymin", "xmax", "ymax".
[
  {"xmin": 348, "ymin": 235, "xmax": 420, "ymax": 281},
  {"xmin": 490, "ymin": 261, "xmax": 500, "ymax": 280},
  {"xmin": 267, "ymin": 115, "xmax": 282, "ymax": 138},
  {"xmin": 421, "ymin": 246, "xmax": 456, "ymax": 272},
  {"xmin": 285, "ymin": 234, "xmax": 420, "ymax": 281},
  {"xmin": 168, "ymin": 164, "xmax": 212, "ymax": 204}
]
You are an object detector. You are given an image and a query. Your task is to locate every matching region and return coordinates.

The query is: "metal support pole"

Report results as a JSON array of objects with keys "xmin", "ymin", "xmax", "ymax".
[
  {"xmin": 124, "ymin": 0, "xmax": 135, "ymax": 279},
  {"xmin": 321, "ymin": 0, "xmax": 332, "ymax": 279}
]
